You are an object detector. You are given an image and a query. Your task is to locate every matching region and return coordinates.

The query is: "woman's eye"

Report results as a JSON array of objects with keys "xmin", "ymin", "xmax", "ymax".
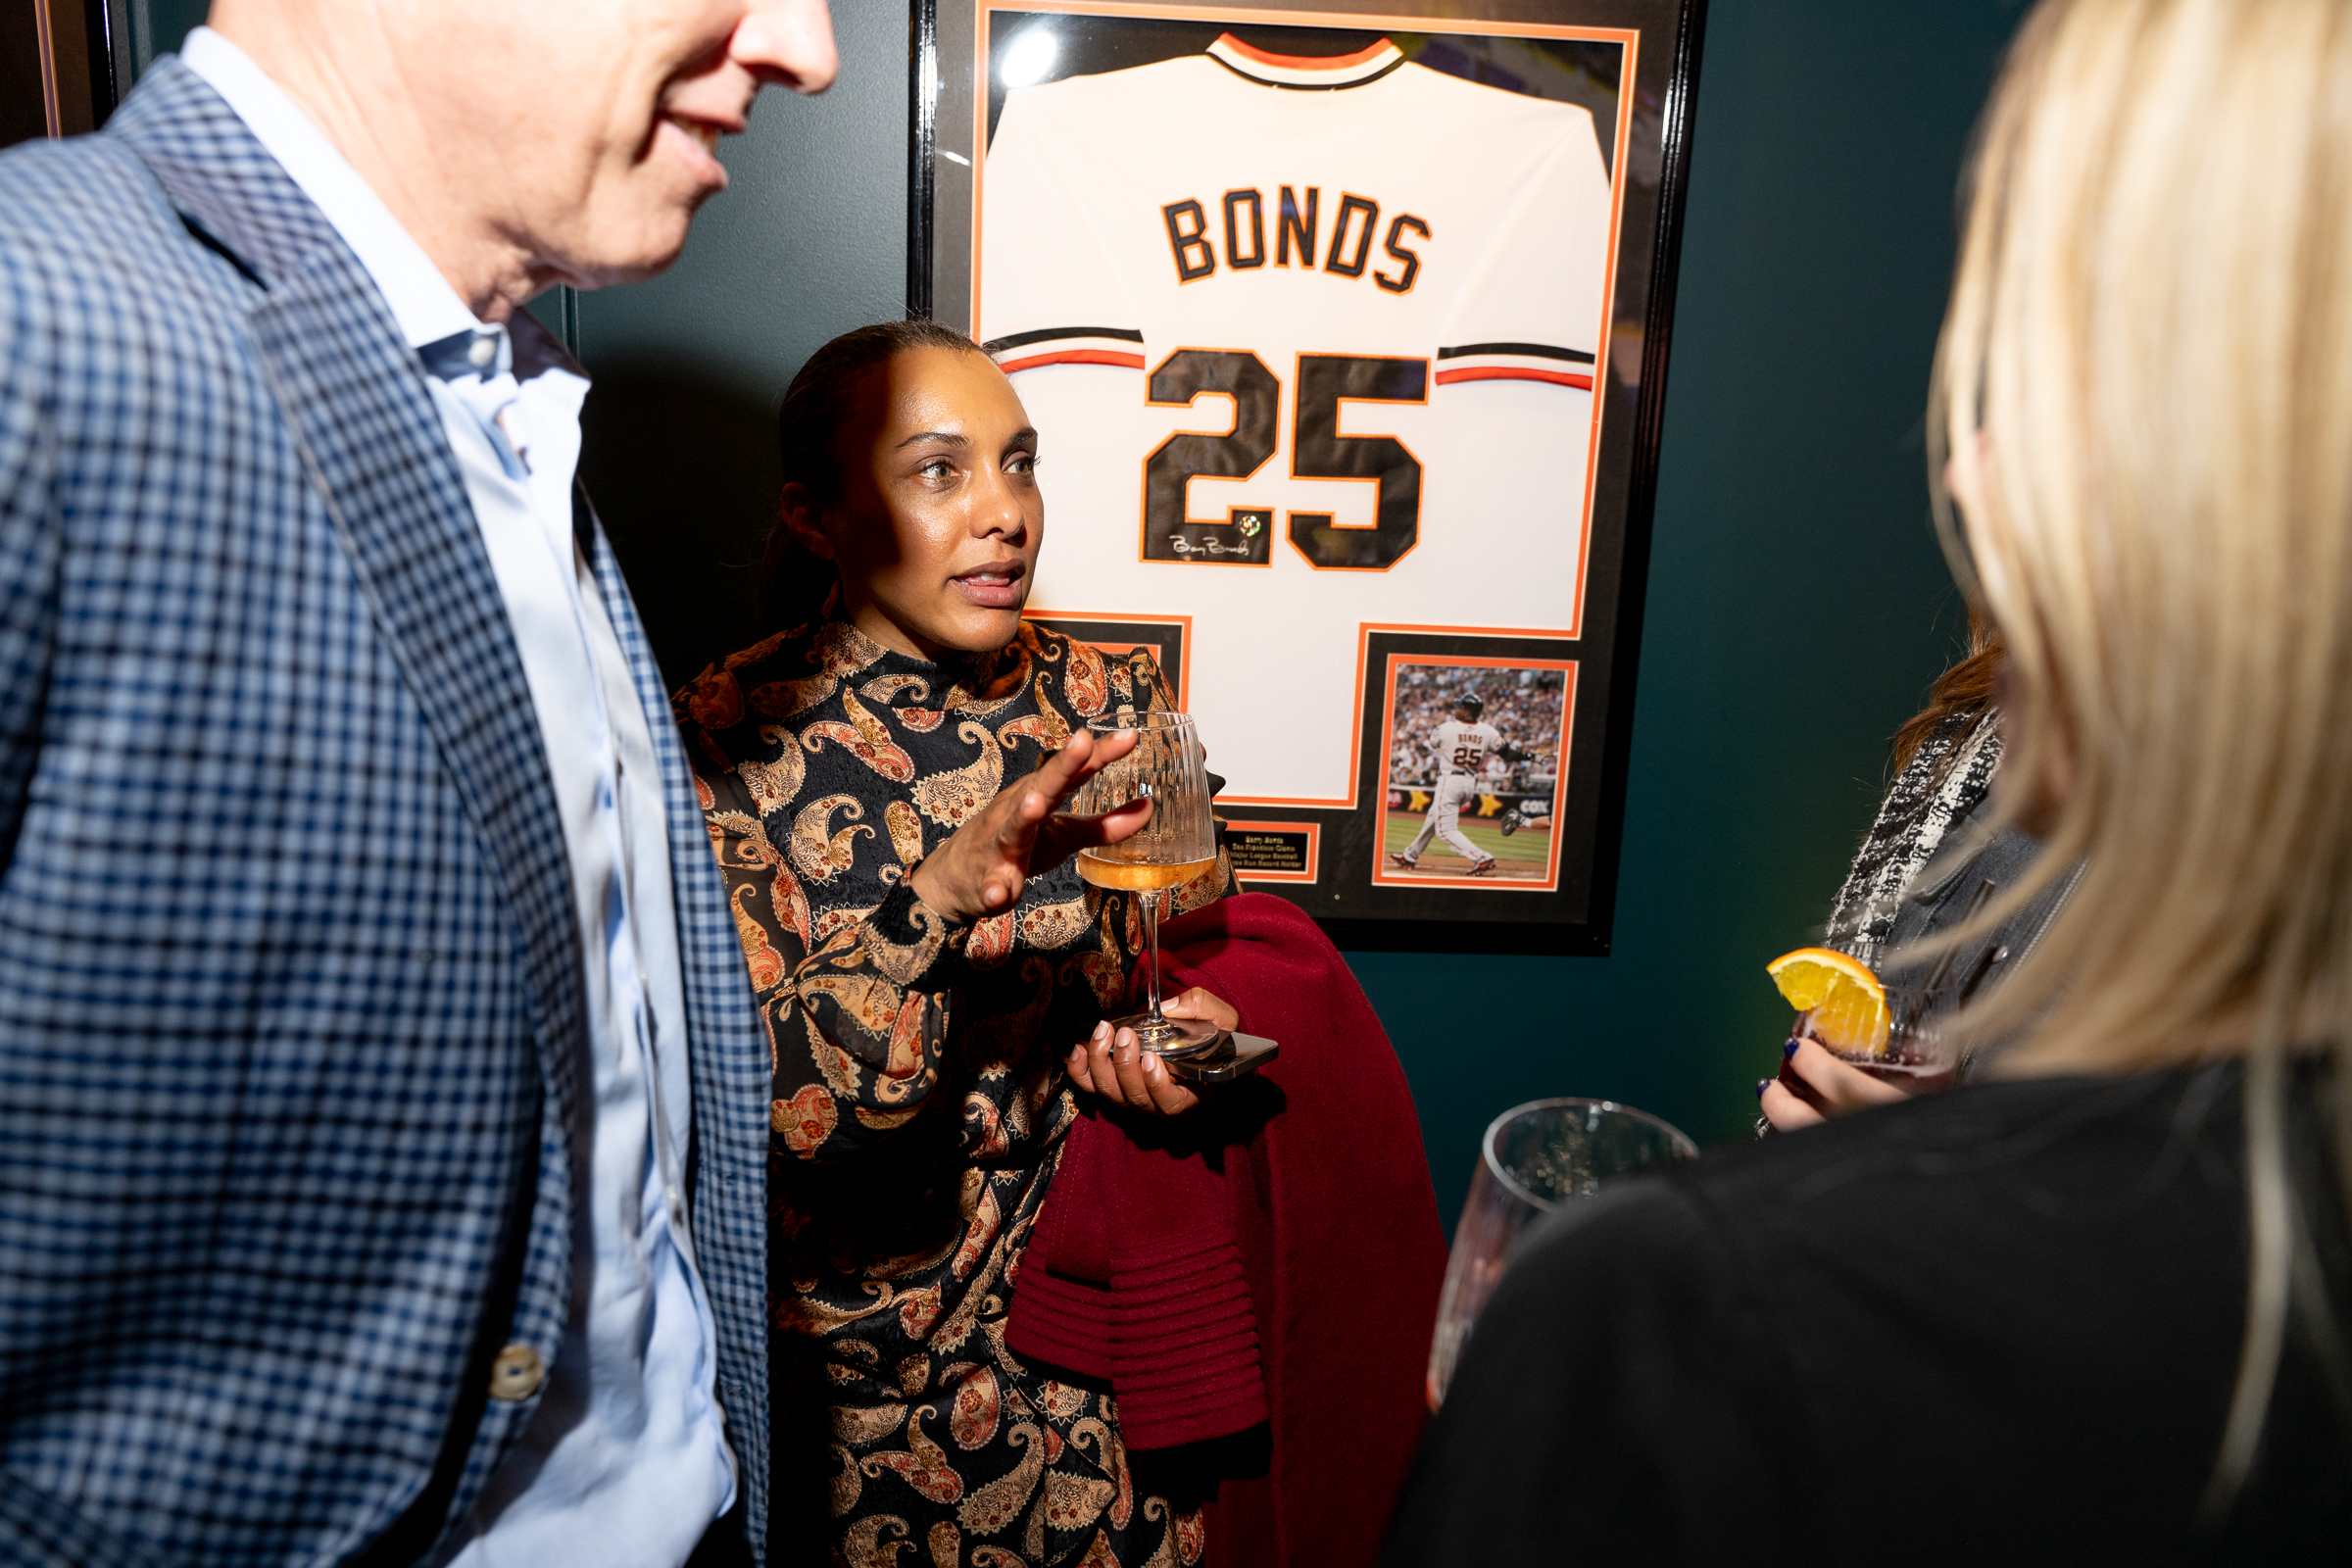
[
  {"xmin": 1007, "ymin": 452, "xmax": 1038, "ymax": 475},
  {"xmin": 917, "ymin": 459, "xmax": 955, "ymax": 481}
]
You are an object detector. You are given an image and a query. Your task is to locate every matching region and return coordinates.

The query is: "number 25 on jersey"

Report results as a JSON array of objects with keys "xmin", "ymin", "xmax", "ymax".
[{"xmin": 1145, "ymin": 349, "xmax": 1427, "ymax": 572}]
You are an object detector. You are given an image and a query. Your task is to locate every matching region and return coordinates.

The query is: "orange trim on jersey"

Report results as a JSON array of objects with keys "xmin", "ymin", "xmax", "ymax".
[
  {"xmin": 999, "ymin": 348, "xmax": 1149, "ymax": 373},
  {"xmin": 1211, "ymin": 31, "xmax": 1396, "ymax": 72},
  {"xmin": 1434, "ymin": 366, "xmax": 1595, "ymax": 390}
]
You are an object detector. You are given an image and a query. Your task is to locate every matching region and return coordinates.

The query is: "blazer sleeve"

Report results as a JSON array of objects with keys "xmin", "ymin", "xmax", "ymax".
[
  {"xmin": 0, "ymin": 260, "xmax": 60, "ymax": 863},
  {"xmin": 698, "ymin": 760, "xmax": 969, "ymax": 1162}
]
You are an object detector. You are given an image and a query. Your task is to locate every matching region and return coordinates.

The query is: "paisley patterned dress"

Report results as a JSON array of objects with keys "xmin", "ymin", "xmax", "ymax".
[{"xmin": 673, "ymin": 616, "xmax": 1234, "ymax": 1568}]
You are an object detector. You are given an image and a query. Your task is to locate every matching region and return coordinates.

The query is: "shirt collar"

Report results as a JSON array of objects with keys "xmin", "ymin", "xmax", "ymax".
[{"xmin": 180, "ymin": 25, "xmax": 486, "ymax": 352}]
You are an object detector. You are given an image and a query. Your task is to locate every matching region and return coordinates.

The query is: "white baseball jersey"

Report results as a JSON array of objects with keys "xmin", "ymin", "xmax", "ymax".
[
  {"xmin": 978, "ymin": 34, "xmax": 1615, "ymax": 802},
  {"xmin": 1431, "ymin": 718, "xmax": 1504, "ymax": 780}
]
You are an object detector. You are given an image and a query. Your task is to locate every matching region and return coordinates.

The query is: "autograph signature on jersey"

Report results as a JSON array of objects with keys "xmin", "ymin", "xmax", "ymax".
[
  {"xmin": 1168, "ymin": 535, "xmax": 1259, "ymax": 558},
  {"xmin": 1166, "ymin": 510, "xmax": 1265, "ymax": 558}
]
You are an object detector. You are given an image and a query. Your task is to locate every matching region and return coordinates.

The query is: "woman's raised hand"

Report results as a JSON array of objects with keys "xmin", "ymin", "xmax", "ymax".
[{"xmin": 909, "ymin": 727, "xmax": 1152, "ymax": 924}]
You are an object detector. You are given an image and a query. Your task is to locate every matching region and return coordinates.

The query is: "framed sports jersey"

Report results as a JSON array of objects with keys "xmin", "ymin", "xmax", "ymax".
[{"xmin": 912, "ymin": 0, "xmax": 1706, "ymax": 953}]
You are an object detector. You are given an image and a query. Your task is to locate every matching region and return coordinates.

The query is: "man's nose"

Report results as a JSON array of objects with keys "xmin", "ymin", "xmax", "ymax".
[{"xmin": 734, "ymin": 0, "xmax": 840, "ymax": 95}]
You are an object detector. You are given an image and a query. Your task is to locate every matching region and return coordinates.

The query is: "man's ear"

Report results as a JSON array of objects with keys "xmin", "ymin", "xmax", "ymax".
[{"xmin": 780, "ymin": 482, "xmax": 835, "ymax": 560}]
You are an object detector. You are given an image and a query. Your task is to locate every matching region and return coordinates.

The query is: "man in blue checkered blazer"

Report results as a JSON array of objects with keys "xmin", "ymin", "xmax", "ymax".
[{"xmin": 0, "ymin": 4, "xmax": 838, "ymax": 1564}]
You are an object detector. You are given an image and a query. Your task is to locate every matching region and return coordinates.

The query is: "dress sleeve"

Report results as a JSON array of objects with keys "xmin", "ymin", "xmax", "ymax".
[{"xmin": 698, "ymin": 759, "xmax": 969, "ymax": 1162}]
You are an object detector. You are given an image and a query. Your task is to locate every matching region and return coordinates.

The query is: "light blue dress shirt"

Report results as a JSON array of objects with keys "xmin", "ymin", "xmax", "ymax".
[{"xmin": 182, "ymin": 30, "xmax": 735, "ymax": 1568}]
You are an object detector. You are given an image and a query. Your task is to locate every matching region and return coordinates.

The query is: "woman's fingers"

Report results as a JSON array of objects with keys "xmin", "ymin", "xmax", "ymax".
[
  {"xmin": 916, "ymin": 729, "xmax": 1166, "ymax": 921},
  {"xmin": 1067, "ymin": 1025, "xmax": 1104, "ymax": 1096},
  {"xmin": 995, "ymin": 739, "xmax": 1154, "ymax": 877},
  {"xmin": 1044, "ymin": 797, "xmax": 1154, "ymax": 855},
  {"xmin": 1785, "ymin": 1039, "xmax": 1913, "ymax": 1115},
  {"xmin": 1079, "ymin": 1020, "xmax": 1121, "ymax": 1103},
  {"xmin": 1106, "ymin": 1026, "xmax": 1156, "ymax": 1107},
  {"xmin": 1157, "ymin": 987, "xmax": 1239, "ymax": 1033},
  {"xmin": 1138, "ymin": 1046, "xmax": 1200, "ymax": 1116},
  {"xmin": 1758, "ymin": 1075, "xmax": 1826, "ymax": 1132},
  {"xmin": 1105, "ymin": 1026, "xmax": 1200, "ymax": 1115},
  {"xmin": 1029, "ymin": 726, "xmax": 1136, "ymax": 806},
  {"xmin": 1070, "ymin": 1022, "xmax": 1199, "ymax": 1116}
]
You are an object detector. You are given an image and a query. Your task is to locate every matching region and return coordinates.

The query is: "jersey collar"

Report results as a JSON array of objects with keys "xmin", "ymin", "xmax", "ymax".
[{"xmin": 1206, "ymin": 32, "xmax": 1405, "ymax": 90}]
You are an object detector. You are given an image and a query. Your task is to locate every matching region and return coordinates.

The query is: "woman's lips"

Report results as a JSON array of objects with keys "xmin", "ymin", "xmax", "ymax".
[{"xmin": 952, "ymin": 564, "xmax": 1026, "ymax": 610}]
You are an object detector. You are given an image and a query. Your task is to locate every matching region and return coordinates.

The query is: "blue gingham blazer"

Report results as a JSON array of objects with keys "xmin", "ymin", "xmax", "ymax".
[{"xmin": 0, "ymin": 61, "xmax": 770, "ymax": 1567}]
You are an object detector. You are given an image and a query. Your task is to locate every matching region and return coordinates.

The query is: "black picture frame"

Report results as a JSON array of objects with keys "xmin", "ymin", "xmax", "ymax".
[{"xmin": 910, "ymin": 0, "xmax": 1707, "ymax": 955}]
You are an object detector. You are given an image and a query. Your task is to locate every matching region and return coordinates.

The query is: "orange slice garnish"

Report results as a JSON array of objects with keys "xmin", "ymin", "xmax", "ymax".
[{"xmin": 1766, "ymin": 947, "xmax": 1891, "ymax": 1056}]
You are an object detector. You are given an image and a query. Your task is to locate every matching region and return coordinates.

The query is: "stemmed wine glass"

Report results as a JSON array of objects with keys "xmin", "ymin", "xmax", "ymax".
[{"xmin": 1065, "ymin": 710, "xmax": 1221, "ymax": 1055}]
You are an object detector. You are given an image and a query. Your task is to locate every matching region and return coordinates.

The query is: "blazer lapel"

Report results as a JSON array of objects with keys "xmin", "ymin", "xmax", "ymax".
[
  {"xmin": 112, "ymin": 62, "xmax": 588, "ymax": 1155},
  {"xmin": 577, "ymin": 486, "xmax": 771, "ymax": 1557}
]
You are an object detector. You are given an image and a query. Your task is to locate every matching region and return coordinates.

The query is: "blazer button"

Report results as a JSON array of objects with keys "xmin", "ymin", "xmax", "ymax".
[{"xmin": 488, "ymin": 1344, "xmax": 545, "ymax": 1402}]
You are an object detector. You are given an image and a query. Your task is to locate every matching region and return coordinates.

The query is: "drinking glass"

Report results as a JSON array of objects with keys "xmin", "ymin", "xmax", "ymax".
[
  {"xmin": 1795, "ymin": 981, "xmax": 1963, "ymax": 1088},
  {"xmin": 1794, "ymin": 877, "xmax": 2001, "ymax": 1090},
  {"xmin": 1425, "ymin": 1098, "xmax": 1698, "ymax": 1408},
  {"xmin": 1065, "ymin": 711, "xmax": 1220, "ymax": 1055}
]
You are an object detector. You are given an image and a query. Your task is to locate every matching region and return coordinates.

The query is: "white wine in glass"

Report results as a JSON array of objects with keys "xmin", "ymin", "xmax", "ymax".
[
  {"xmin": 1067, "ymin": 710, "xmax": 1220, "ymax": 1054},
  {"xmin": 1072, "ymin": 855, "xmax": 1218, "ymax": 893}
]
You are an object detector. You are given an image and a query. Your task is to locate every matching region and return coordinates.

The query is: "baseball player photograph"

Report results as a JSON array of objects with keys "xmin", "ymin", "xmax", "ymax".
[{"xmin": 1377, "ymin": 660, "xmax": 1571, "ymax": 888}]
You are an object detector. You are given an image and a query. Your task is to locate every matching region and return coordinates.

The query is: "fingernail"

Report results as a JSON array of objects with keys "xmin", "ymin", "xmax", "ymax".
[
  {"xmin": 1756, "ymin": 1078, "xmax": 1771, "ymax": 1099},
  {"xmin": 1146, "ymin": 1055, "xmax": 1162, "ymax": 1078},
  {"xmin": 1092, "ymin": 1020, "xmax": 1110, "ymax": 1043},
  {"xmin": 1783, "ymin": 1036, "xmax": 1800, "ymax": 1059}
]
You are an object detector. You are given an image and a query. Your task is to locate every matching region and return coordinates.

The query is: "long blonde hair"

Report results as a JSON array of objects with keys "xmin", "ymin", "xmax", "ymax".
[{"xmin": 1933, "ymin": 0, "xmax": 2352, "ymax": 1506}]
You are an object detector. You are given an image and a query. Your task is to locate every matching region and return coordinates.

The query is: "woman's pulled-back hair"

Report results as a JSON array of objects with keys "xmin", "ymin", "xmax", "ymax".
[
  {"xmin": 1933, "ymin": 0, "xmax": 2352, "ymax": 1506},
  {"xmin": 758, "ymin": 318, "xmax": 986, "ymax": 633}
]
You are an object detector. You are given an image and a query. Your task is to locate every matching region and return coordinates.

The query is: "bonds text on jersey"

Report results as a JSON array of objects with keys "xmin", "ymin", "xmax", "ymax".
[{"xmin": 1162, "ymin": 185, "xmax": 1432, "ymax": 293}]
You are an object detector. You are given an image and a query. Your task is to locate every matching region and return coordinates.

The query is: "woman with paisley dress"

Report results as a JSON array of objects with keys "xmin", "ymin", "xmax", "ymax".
[{"xmin": 673, "ymin": 321, "xmax": 1239, "ymax": 1568}]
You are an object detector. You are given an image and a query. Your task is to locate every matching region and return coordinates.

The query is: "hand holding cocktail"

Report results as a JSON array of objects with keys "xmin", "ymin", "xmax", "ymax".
[
  {"xmin": 1758, "ymin": 946, "xmax": 1963, "ymax": 1130},
  {"xmin": 907, "ymin": 724, "xmax": 1151, "ymax": 922}
]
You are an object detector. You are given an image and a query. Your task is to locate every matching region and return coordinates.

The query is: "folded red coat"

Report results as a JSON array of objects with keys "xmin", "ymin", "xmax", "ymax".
[
  {"xmin": 1004, "ymin": 893, "xmax": 1447, "ymax": 1568},
  {"xmin": 1004, "ymin": 1093, "xmax": 1271, "ymax": 1450}
]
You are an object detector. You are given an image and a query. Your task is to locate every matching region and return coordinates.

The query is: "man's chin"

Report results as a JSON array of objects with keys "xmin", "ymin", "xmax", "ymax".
[{"xmin": 542, "ymin": 210, "xmax": 701, "ymax": 292}]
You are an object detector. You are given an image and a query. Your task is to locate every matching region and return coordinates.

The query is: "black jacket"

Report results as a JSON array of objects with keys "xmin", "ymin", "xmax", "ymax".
[{"xmin": 1385, "ymin": 1067, "xmax": 2352, "ymax": 1564}]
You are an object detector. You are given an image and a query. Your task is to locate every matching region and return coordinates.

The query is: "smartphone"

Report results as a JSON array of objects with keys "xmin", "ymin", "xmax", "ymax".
[{"xmin": 1161, "ymin": 1030, "xmax": 1279, "ymax": 1084}]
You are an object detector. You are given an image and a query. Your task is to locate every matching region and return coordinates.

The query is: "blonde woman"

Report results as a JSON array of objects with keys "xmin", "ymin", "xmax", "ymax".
[{"xmin": 1386, "ymin": 1, "xmax": 2352, "ymax": 1560}]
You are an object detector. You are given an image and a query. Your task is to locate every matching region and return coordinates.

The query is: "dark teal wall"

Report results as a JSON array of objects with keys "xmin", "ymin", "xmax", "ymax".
[
  {"xmin": 130, "ymin": 0, "xmax": 209, "ymax": 74},
  {"xmin": 144, "ymin": 0, "xmax": 2030, "ymax": 1231}
]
